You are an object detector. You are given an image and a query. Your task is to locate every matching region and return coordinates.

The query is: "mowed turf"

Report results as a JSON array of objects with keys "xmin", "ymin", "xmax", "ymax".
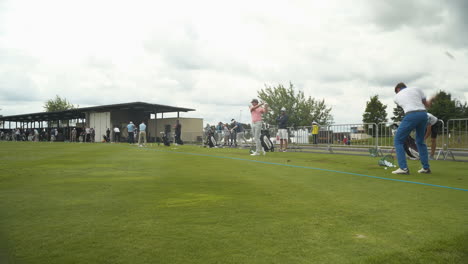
[{"xmin": 0, "ymin": 142, "xmax": 467, "ymax": 264}]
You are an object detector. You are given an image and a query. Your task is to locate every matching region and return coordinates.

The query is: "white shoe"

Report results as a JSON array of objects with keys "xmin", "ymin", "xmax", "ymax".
[
  {"xmin": 417, "ymin": 168, "xmax": 431, "ymax": 174},
  {"xmin": 262, "ymin": 151, "xmax": 266, "ymax": 155},
  {"xmin": 392, "ymin": 168, "xmax": 409, "ymax": 175},
  {"xmin": 250, "ymin": 152, "xmax": 260, "ymax": 156}
]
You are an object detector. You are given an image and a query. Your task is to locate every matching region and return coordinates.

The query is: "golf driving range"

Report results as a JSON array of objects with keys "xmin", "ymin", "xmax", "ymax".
[{"xmin": 0, "ymin": 142, "xmax": 467, "ymax": 264}]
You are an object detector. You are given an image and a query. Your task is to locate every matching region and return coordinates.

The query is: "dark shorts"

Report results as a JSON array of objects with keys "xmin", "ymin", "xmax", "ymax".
[{"xmin": 431, "ymin": 120, "xmax": 442, "ymax": 139}]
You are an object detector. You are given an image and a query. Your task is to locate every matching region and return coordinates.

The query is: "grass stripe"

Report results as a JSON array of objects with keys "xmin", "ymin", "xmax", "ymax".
[{"xmin": 144, "ymin": 147, "xmax": 468, "ymax": 192}]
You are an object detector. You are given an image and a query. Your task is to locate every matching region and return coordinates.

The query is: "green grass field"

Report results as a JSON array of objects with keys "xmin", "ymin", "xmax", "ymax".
[{"xmin": 0, "ymin": 142, "xmax": 467, "ymax": 264}]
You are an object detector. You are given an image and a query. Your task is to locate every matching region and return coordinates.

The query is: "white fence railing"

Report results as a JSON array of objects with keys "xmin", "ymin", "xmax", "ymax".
[{"xmin": 2, "ymin": 119, "xmax": 467, "ymax": 155}]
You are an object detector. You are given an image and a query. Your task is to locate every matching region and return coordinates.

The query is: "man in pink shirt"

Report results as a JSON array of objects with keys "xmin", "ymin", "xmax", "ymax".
[{"xmin": 249, "ymin": 99, "xmax": 268, "ymax": 155}]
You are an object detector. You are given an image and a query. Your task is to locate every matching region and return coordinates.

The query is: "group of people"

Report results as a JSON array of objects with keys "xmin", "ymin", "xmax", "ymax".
[
  {"xmin": 246, "ymin": 86, "xmax": 439, "ymax": 176},
  {"xmin": 206, "ymin": 119, "xmax": 247, "ymax": 147},
  {"xmin": 0, "ymin": 128, "xmax": 64, "ymax": 142},
  {"xmin": 125, "ymin": 121, "xmax": 148, "ymax": 147}
]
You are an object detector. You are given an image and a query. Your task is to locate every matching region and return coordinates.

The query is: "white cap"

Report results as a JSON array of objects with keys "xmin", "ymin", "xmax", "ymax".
[{"xmin": 281, "ymin": 107, "xmax": 286, "ymax": 111}]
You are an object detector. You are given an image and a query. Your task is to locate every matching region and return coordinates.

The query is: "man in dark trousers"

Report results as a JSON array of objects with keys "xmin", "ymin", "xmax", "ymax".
[
  {"xmin": 174, "ymin": 120, "xmax": 183, "ymax": 145},
  {"xmin": 425, "ymin": 113, "xmax": 442, "ymax": 160},
  {"xmin": 127, "ymin": 121, "xmax": 135, "ymax": 144}
]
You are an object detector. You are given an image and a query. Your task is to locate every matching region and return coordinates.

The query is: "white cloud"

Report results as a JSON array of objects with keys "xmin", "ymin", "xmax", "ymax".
[{"xmin": 0, "ymin": 0, "xmax": 467, "ymax": 126}]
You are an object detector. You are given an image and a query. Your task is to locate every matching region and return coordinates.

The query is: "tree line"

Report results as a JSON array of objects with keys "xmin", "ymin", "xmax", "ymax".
[
  {"xmin": 42, "ymin": 86, "xmax": 466, "ymax": 130},
  {"xmin": 363, "ymin": 91, "xmax": 467, "ymax": 125}
]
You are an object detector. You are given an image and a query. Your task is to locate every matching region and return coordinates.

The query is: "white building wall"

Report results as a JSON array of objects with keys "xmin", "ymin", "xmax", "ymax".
[{"xmin": 89, "ymin": 112, "xmax": 111, "ymax": 142}]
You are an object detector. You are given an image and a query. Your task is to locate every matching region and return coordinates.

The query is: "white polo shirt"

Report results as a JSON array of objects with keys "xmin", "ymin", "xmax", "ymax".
[
  {"xmin": 394, "ymin": 87, "xmax": 426, "ymax": 113},
  {"xmin": 427, "ymin": 113, "xmax": 438, "ymax": 126}
]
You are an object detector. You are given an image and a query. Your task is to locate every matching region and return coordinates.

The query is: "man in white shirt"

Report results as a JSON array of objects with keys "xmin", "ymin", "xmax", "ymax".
[
  {"xmin": 138, "ymin": 121, "xmax": 147, "ymax": 147},
  {"xmin": 392, "ymin": 82, "xmax": 433, "ymax": 174},
  {"xmin": 425, "ymin": 113, "xmax": 442, "ymax": 160},
  {"xmin": 113, "ymin": 126, "xmax": 120, "ymax": 143}
]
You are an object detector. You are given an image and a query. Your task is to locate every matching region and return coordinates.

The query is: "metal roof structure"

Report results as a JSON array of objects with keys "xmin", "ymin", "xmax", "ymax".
[{"xmin": 0, "ymin": 102, "xmax": 195, "ymax": 122}]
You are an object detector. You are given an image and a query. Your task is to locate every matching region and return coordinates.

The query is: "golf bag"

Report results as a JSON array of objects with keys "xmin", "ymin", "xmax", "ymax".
[
  {"xmin": 206, "ymin": 131, "xmax": 217, "ymax": 148},
  {"xmin": 260, "ymin": 129, "xmax": 274, "ymax": 152},
  {"xmin": 162, "ymin": 133, "xmax": 170, "ymax": 146},
  {"xmin": 392, "ymin": 123, "xmax": 420, "ymax": 159},
  {"xmin": 404, "ymin": 135, "xmax": 419, "ymax": 159}
]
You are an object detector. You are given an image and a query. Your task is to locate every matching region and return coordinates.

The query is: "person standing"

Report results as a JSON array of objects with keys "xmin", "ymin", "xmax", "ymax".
[
  {"xmin": 277, "ymin": 107, "xmax": 289, "ymax": 152},
  {"xmin": 392, "ymin": 82, "xmax": 432, "ymax": 174},
  {"xmin": 90, "ymin": 128, "xmax": 95, "ymax": 143},
  {"xmin": 312, "ymin": 121, "xmax": 319, "ymax": 145},
  {"xmin": 232, "ymin": 119, "xmax": 247, "ymax": 146},
  {"xmin": 85, "ymin": 127, "xmax": 90, "ymax": 142},
  {"xmin": 106, "ymin": 128, "xmax": 111, "ymax": 142},
  {"xmin": 114, "ymin": 126, "xmax": 121, "ymax": 143},
  {"xmin": 230, "ymin": 119, "xmax": 238, "ymax": 147},
  {"xmin": 127, "ymin": 121, "xmax": 135, "ymax": 144},
  {"xmin": 174, "ymin": 120, "xmax": 182, "ymax": 145},
  {"xmin": 249, "ymin": 99, "xmax": 268, "ymax": 156},
  {"xmin": 223, "ymin": 123, "xmax": 231, "ymax": 146},
  {"xmin": 425, "ymin": 113, "xmax": 442, "ymax": 160},
  {"xmin": 71, "ymin": 128, "xmax": 77, "ymax": 142},
  {"xmin": 15, "ymin": 128, "xmax": 20, "ymax": 141},
  {"xmin": 138, "ymin": 121, "xmax": 147, "ymax": 147},
  {"xmin": 33, "ymin": 128, "xmax": 39, "ymax": 142},
  {"xmin": 216, "ymin": 122, "xmax": 224, "ymax": 144}
]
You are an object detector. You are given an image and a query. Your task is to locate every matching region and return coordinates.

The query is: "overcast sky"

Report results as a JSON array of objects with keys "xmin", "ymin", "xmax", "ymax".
[{"xmin": 1, "ymin": 0, "xmax": 467, "ymax": 126}]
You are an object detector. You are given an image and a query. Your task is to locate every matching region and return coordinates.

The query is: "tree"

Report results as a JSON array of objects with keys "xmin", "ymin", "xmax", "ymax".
[
  {"xmin": 391, "ymin": 105, "xmax": 404, "ymax": 122},
  {"xmin": 362, "ymin": 95, "xmax": 388, "ymax": 136},
  {"xmin": 43, "ymin": 95, "xmax": 77, "ymax": 112},
  {"xmin": 429, "ymin": 91, "xmax": 466, "ymax": 123},
  {"xmin": 363, "ymin": 95, "xmax": 388, "ymax": 124},
  {"xmin": 257, "ymin": 83, "xmax": 333, "ymax": 127}
]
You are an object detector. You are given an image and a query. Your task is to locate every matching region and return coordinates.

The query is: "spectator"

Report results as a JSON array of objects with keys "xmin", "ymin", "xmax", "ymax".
[
  {"xmin": 231, "ymin": 119, "xmax": 246, "ymax": 147},
  {"xmin": 223, "ymin": 123, "xmax": 231, "ymax": 146},
  {"xmin": 90, "ymin": 128, "xmax": 95, "ymax": 142},
  {"xmin": 277, "ymin": 107, "xmax": 289, "ymax": 152},
  {"xmin": 15, "ymin": 128, "xmax": 20, "ymax": 141},
  {"xmin": 85, "ymin": 127, "xmax": 90, "ymax": 142},
  {"xmin": 71, "ymin": 128, "xmax": 77, "ymax": 142},
  {"xmin": 230, "ymin": 119, "xmax": 238, "ymax": 147},
  {"xmin": 174, "ymin": 120, "xmax": 183, "ymax": 145},
  {"xmin": 138, "ymin": 121, "xmax": 147, "ymax": 147},
  {"xmin": 33, "ymin": 129, "xmax": 39, "ymax": 142},
  {"xmin": 216, "ymin": 122, "xmax": 224, "ymax": 144},
  {"xmin": 106, "ymin": 128, "xmax": 111, "ymax": 143},
  {"xmin": 127, "ymin": 121, "xmax": 135, "ymax": 144},
  {"xmin": 312, "ymin": 121, "xmax": 319, "ymax": 145},
  {"xmin": 114, "ymin": 126, "xmax": 121, "ymax": 143}
]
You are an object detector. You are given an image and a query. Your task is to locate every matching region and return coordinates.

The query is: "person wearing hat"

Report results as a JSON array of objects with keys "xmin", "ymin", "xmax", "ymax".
[
  {"xmin": 277, "ymin": 107, "xmax": 289, "ymax": 152},
  {"xmin": 231, "ymin": 119, "xmax": 246, "ymax": 147},
  {"xmin": 312, "ymin": 121, "xmax": 319, "ymax": 145},
  {"xmin": 249, "ymin": 98, "xmax": 268, "ymax": 155}
]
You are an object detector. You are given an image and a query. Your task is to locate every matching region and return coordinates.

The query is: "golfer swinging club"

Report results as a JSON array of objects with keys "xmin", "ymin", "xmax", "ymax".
[
  {"xmin": 392, "ymin": 82, "xmax": 433, "ymax": 174},
  {"xmin": 249, "ymin": 99, "xmax": 268, "ymax": 156}
]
